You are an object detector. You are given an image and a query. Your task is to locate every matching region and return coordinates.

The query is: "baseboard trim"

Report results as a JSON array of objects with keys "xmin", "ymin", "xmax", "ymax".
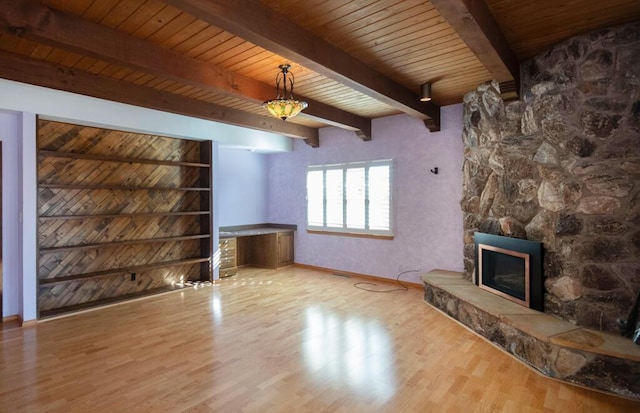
[
  {"xmin": 18, "ymin": 316, "xmax": 38, "ymax": 328},
  {"xmin": 3, "ymin": 314, "xmax": 39, "ymax": 327},
  {"xmin": 2, "ymin": 314, "xmax": 19, "ymax": 323},
  {"xmin": 294, "ymin": 263, "xmax": 423, "ymax": 289}
]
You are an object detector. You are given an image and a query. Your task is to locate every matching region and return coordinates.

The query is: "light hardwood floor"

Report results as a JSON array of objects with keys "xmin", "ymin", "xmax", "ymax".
[{"xmin": 1, "ymin": 267, "xmax": 638, "ymax": 412}]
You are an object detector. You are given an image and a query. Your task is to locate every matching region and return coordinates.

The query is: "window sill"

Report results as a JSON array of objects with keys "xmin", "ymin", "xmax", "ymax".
[{"xmin": 306, "ymin": 229, "xmax": 394, "ymax": 240}]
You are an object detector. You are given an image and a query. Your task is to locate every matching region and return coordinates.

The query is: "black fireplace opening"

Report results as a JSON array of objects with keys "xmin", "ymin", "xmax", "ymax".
[
  {"xmin": 474, "ymin": 232, "xmax": 544, "ymax": 311},
  {"xmin": 481, "ymin": 248, "xmax": 527, "ymax": 301}
]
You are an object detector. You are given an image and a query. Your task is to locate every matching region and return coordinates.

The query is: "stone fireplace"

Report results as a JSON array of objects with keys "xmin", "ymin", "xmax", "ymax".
[
  {"xmin": 461, "ymin": 21, "xmax": 640, "ymax": 335},
  {"xmin": 424, "ymin": 21, "xmax": 640, "ymax": 401}
]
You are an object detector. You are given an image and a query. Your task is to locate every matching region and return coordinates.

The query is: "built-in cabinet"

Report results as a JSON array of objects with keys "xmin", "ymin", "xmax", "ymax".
[
  {"xmin": 219, "ymin": 237, "xmax": 238, "ymax": 278},
  {"xmin": 220, "ymin": 226, "xmax": 294, "ymax": 273},
  {"xmin": 37, "ymin": 119, "xmax": 212, "ymax": 318},
  {"xmin": 277, "ymin": 231, "xmax": 294, "ymax": 267}
]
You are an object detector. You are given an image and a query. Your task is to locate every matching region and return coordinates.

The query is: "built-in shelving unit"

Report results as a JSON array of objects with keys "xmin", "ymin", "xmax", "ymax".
[{"xmin": 37, "ymin": 119, "xmax": 213, "ymax": 318}]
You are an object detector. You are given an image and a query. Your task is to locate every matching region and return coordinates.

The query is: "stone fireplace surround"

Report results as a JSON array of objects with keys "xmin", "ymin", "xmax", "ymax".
[
  {"xmin": 460, "ymin": 21, "xmax": 640, "ymax": 335},
  {"xmin": 423, "ymin": 270, "xmax": 639, "ymax": 400},
  {"xmin": 424, "ymin": 22, "xmax": 640, "ymax": 400}
]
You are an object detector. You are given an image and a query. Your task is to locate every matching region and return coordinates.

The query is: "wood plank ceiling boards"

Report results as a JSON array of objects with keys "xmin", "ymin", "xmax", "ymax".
[{"xmin": 0, "ymin": 0, "xmax": 639, "ymax": 146}]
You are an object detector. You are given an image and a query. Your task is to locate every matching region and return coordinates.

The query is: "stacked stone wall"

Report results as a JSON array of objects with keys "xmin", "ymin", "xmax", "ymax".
[{"xmin": 461, "ymin": 22, "xmax": 640, "ymax": 333}]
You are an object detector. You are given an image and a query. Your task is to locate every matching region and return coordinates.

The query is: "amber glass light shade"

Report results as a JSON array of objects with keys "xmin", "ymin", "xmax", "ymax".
[
  {"xmin": 263, "ymin": 64, "xmax": 308, "ymax": 121},
  {"xmin": 263, "ymin": 99, "xmax": 308, "ymax": 121}
]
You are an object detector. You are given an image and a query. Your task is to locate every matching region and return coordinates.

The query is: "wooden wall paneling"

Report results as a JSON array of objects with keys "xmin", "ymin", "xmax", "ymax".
[
  {"xmin": 38, "ymin": 239, "xmax": 202, "ymax": 280},
  {"xmin": 199, "ymin": 140, "xmax": 212, "ymax": 282},
  {"xmin": 38, "ymin": 159, "xmax": 202, "ymax": 188},
  {"xmin": 38, "ymin": 262, "xmax": 202, "ymax": 317},
  {"xmin": 38, "ymin": 215, "xmax": 204, "ymax": 248},
  {"xmin": 36, "ymin": 119, "xmax": 212, "ymax": 317},
  {"xmin": 37, "ymin": 122, "xmax": 202, "ymax": 162},
  {"xmin": 38, "ymin": 188, "xmax": 203, "ymax": 216}
]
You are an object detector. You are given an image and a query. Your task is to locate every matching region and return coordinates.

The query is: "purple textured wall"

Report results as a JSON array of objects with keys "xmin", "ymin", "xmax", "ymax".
[
  {"xmin": 267, "ymin": 104, "xmax": 465, "ymax": 283},
  {"xmin": 218, "ymin": 148, "xmax": 268, "ymax": 226}
]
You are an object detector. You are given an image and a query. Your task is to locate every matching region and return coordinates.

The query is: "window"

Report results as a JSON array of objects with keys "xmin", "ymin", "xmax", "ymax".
[{"xmin": 306, "ymin": 159, "xmax": 392, "ymax": 237}]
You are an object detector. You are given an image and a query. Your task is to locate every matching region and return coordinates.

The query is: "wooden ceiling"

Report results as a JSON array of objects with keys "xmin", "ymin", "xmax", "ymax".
[{"xmin": 0, "ymin": 0, "xmax": 639, "ymax": 146}]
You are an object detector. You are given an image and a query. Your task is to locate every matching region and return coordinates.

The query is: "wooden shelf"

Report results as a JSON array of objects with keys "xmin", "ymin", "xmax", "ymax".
[
  {"xmin": 40, "ymin": 234, "xmax": 210, "ymax": 254},
  {"xmin": 39, "ymin": 211, "xmax": 210, "ymax": 221},
  {"xmin": 38, "ymin": 150, "xmax": 210, "ymax": 168},
  {"xmin": 39, "ymin": 257, "xmax": 211, "ymax": 285},
  {"xmin": 38, "ymin": 285, "xmax": 187, "ymax": 318},
  {"xmin": 37, "ymin": 120, "xmax": 213, "ymax": 317},
  {"xmin": 40, "ymin": 184, "xmax": 209, "ymax": 191}
]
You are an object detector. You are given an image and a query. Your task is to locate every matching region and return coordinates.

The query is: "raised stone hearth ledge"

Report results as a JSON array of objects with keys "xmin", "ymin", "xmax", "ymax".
[{"xmin": 422, "ymin": 270, "xmax": 640, "ymax": 400}]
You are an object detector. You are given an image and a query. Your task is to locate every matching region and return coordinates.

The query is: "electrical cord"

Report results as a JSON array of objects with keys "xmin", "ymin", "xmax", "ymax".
[{"xmin": 353, "ymin": 269, "xmax": 419, "ymax": 293}]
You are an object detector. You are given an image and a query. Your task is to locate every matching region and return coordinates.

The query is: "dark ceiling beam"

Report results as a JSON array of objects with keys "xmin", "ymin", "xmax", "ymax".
[
  {"xmin": 0, "ymin": 50, "xmax": 318, "ymax": 142},
  {"xmin": 0, "ymin": 0, "xmax": 365, "ymax": 140},
  {"xmin": 163, "ymin": 0, "xmax": 441, "ymax": 132},
  {"xmin": 430, "ymin": 0, "xmax": 520, "ymax": 97},
  {"xmin": 298, "ymin": 101, "xmax": 370, "ymax": 141}
]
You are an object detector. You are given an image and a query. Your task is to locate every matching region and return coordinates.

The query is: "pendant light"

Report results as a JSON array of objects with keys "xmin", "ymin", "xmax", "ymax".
[{"xmin": 263, "ymin": 64, "xmax": 308, "ymax": 121}]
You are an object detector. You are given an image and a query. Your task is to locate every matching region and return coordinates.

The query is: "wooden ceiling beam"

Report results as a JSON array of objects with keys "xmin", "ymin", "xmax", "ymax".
[
  {"xmin": 0, "ymin": 50, "xmax": 318, "ymax": 141},
  {"xmin": 430, "ymin": 0, "xmax": 520, "ymax": 96},
  {"xmin": 0, "ymin": 0, "xmax": 364, "ymax": 140},
  {"xmin": 163, "ymin": 0, "xmax": 441, "ymax": 132}
]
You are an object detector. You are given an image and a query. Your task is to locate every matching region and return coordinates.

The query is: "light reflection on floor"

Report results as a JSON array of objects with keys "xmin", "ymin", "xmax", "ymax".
[
  {"xmin": 303, "ymin": 305, "xmax": 396, "ymax": 404},
  {"xmin": 225, "ymin": 277, "xmax": 281, "ymax": 287},
  {"xmin": 210, "ymin": 288, "xmax": 223, "ymax": 324}
]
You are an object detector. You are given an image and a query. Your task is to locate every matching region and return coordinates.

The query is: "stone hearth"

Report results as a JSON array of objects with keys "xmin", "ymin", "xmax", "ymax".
[{"xmin": 423, "ymin": 270, "xmax": 640, "ymax": 400}]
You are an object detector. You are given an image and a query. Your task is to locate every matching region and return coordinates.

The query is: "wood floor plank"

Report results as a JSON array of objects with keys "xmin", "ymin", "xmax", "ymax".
[{"xmin": 1, "ymin": 266, "xmax": 638, "ymax": 412}]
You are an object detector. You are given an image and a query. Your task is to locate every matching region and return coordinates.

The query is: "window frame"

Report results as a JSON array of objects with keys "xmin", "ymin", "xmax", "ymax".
[{"xmin": 306, "ymin": 159, "xmax": 393, "ymax": 238}]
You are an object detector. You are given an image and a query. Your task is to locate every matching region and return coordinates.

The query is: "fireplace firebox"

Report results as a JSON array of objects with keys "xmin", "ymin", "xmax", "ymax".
[{"xmin": 474, "ymin": 232, "xmax": 543, "ymax": 311}]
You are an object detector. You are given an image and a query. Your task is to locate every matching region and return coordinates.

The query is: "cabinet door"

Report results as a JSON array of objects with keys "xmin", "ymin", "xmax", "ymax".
[{"xmin": 277, "ymin": 232, "xmax": 294, "ymax": 267}]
